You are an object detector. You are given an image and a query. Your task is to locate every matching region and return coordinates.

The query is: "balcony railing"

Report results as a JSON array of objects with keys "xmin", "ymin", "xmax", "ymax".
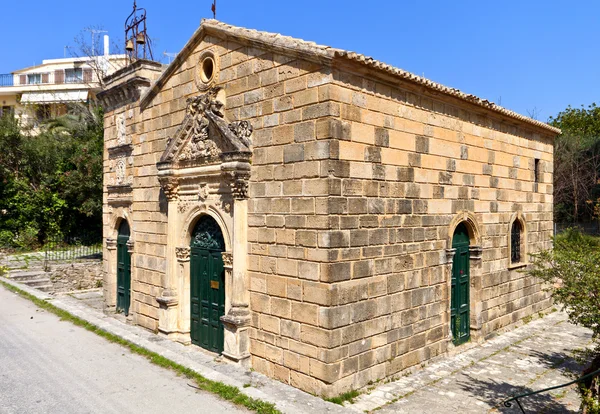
[
  {"xmin": 0, "ymin": 69, "xmax": 95, "ymax": 88},
  {"xmin": 0, "ymin": 74, "xmax": 13, "ymax": 87}
]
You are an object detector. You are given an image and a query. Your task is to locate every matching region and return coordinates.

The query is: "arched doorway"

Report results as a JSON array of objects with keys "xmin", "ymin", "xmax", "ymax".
[
  {"xmin": 116, "ymin": 220, "xmax": 131, "ymax": 316},
  {"xmin": 190, "ymin": 215, "xmax": 225, "ymax": 353},
  {"xmin": 451, "ymin": 222, "xmax": 470, "ymax": 345}
]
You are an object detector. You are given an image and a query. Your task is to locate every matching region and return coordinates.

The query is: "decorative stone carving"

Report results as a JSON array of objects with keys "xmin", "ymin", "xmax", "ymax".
[
  {"xmin": 228, "ymin": 120, "xmax": 253, "ymax": 148},
  {"xmin": 178, "ymin": 200, "xmax": 190, "ymax": 214},
  {"xmin": 175, "ymin": 247, "xmax": 190, "ymax": 261},
  {"xmin": 116, "ymin": 114, "xmax": 126, "ymax": 145},
  {"xmin": 221, "ymin": 199, "xmax": 232, "ymax": 213},
  {"xmin": 229, "ymin": 171, "xmax": 251, "ymax": 200},
  {"xmin": 115, "ymin": 158, "xmax": 126, "ymax": 185},
  {"xmin": 198, "ymin": 184, "xmax": 209, "ymax": 201},
  {"xmin": 159, "ymin": 177, "xmax": 179, "ymax": 201},
  {"xmin": 177, "ymin": 88, "xmax": 224, "ymax": 162},
  {"xmin": 221, "ymin": 252, "xmax": 233, "ymax": 268}
]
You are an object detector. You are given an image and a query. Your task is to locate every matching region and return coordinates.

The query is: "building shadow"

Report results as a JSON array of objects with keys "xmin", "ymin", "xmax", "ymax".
[{"xmin": 456, "ymin": 375, "xmax": 579, "ymax": 413}]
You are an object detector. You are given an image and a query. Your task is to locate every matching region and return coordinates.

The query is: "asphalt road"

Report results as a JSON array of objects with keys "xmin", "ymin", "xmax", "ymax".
[{"xmin": 0, "ymin": 286, "xmax": 245, "ymax": 414}]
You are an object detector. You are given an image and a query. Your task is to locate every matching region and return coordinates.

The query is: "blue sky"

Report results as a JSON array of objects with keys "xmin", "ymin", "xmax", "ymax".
[{"xmin": 1, "ymin": 0, "xmax": 598, "ymax": 121}]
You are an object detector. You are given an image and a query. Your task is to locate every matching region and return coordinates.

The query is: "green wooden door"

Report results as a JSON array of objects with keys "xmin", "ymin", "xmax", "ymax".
[
  {"xmin": 451, "ymin": 222, "xmax": 470, "ymax": 345},
  {"xmin": 116, "ymin": 220, "xmax": 131, "ymax": 316},
  {"xmin": 190, "ymin": 216, "xmax": 225, "ymax": 353}
]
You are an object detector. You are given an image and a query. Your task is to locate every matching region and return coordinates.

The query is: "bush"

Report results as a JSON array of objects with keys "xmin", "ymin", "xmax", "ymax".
[{"xmin": 528, "ymin": 228, "xmax": 600, "ymax": 411}]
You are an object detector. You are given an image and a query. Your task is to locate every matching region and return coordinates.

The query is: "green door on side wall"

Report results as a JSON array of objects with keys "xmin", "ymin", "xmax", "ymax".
[
  {"xmin": 451, "ymin": 222, "xmax": 470, "ymax": 345},
  {"xmin": 190, "ymin": 215, "xmax": 225, "ymax": 354},
  {"xmin": 116, "ymin": 220, "xmax": 131, "ymax": 316}
]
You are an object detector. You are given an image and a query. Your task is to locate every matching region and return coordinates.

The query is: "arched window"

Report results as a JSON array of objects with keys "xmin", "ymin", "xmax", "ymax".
[{"xmin": 510, "ymin": 219, "xmax": 523, "ymax": 264}]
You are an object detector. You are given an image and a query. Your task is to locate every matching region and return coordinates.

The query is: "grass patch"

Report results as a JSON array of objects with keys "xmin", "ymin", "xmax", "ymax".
[
  {"xmin": 0, "ymin": 280, "xmax": 280, "ymax": 414},
  {"xmin": 324, "ymin": 389, "xmax": 360, "ymax": 405}
]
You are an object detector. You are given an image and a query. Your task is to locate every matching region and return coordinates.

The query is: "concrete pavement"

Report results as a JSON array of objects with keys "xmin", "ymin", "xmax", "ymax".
[
  {"xmin": 0, "ymin": 274, "xmax": 594, "ymax": 414},
  {"xmin": 0, "ymin": 285, "xmax": 244, "ymax": 414}
]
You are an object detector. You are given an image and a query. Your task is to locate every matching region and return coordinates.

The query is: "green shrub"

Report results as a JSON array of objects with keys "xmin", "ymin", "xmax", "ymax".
[{"xmin": 528, "ymin": 228, "xmax": 600, "ymax": 411}]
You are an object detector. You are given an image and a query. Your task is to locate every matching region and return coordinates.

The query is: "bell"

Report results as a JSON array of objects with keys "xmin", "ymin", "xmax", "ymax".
[
  {"xmin": 126, "ymin": 39, "xmax": 134, "ymax": 51},
  {"xmin": 136, "ymin": 32, "xmax": 145, "ymax": 45}
]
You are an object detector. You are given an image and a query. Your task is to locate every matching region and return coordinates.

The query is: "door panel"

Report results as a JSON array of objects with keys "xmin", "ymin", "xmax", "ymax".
[
  {"xmin": 116, "ymin": 222, "xmax": 131, "ymax": 316},
  {"xmin": 451, "ymin": 223, "xmax": 470, "ymax": 345},
  {"xmin": 190, "ymin": 216, "xmax": 225, "ymax": 354}
]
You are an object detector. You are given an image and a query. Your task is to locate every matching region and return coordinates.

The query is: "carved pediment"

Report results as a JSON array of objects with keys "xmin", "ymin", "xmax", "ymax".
[{"xmin": 159, "ymin": 87, "xmax": 252, "ymax": 166}]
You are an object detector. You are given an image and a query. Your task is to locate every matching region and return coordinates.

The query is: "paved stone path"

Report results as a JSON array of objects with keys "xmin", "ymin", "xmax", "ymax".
[{"xmin": 347, "ymin": 311, "xmax": 593, "ymax": 413}]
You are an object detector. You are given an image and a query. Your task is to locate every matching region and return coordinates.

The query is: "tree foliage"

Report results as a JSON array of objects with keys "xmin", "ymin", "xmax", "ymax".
[
  {"xmin": 0, "ymin": 104, "xmax": 103, "ymax": 249},
  {"xmin": 549, "ymin": 103, "xmax": 600, "ymax": 222}
]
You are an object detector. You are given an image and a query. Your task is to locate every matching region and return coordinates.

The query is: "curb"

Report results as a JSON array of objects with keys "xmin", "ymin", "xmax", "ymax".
[{"xmin": 0, "ymin": 276, "xmax": 347, "ymax": 414}]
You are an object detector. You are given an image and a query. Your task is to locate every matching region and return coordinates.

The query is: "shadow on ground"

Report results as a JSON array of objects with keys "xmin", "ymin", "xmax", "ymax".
[{"xmin": 456, "ymin": 375, "xmax": 578, "ymax": 413}]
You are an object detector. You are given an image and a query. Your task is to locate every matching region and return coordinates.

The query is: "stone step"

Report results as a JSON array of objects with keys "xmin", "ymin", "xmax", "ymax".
[
  {"xmin": 9, "ymin": 271, "xmax": 48, "ymax": 282},
  {"xmin": 35, "ymin": 284, "xmax": 54, "ymax": 293}
]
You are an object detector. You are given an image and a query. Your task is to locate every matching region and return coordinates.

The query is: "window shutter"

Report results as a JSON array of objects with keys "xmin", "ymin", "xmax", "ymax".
[
  {"xmin": 42, "ymin": 73, "xmax": 49, "ymax": 84},
  {"xmin": 83, "ymin": 68, "xmax": 93, "ymax": 83},
  {"xmin": 19, "ymin": 75, "xmax": 26, "ymax": 85},
  {"xmin": 54, "ymin": 70, "xmax": 64, "ymax": 84}
]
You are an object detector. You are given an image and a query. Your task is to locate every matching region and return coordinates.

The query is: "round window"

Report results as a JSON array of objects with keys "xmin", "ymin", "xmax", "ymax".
[{"xmin": 200, "ymin": 57, "xmax": 215, "ymax": 83}]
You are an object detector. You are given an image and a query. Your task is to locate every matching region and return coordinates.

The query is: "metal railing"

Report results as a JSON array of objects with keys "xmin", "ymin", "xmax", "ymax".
[
  {"xmin": 502, "ymin": 367, "xmax": 600, "ymax": 413},
  {"xmin": 0, "ymin": 74, "xmax": 13, "ymax": 87},
  {"xmin": 44, "ymin": 231, "xmax": 102, "ymax": 265}
]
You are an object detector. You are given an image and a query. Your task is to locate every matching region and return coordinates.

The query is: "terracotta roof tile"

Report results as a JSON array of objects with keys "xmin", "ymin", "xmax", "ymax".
[{"xmin": 202, "ymin": 20, "xmax": 559, "ymax": 135}]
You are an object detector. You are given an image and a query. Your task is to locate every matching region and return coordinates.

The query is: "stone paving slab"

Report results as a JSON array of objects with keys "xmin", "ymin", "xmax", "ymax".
[{"xmin": 348, "ymin": 311, "xmax": 593, "ymax": 413}]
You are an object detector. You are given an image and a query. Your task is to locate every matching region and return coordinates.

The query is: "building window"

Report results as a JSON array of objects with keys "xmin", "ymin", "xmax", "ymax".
[
  {"xmin": 35, "ymin": 104, "xmax": 52, "ymax": 122},
  {"xmin": 65, "ymin": 68, "xmax": 83, "ymax": 83},
  {"xmin": 511, "ymin": 220, "xmax": 523, "ymax": 264},
  {"xmin": 534, "ymin": 159, "xmax": 540, "ymax": 192},
  {"xmin": 27, "ymin": 74, "xmax": 42, "ymax": 84},
  {"xmin": 0, "ymin": 106, "xmax": 13, "ymax": 117}
]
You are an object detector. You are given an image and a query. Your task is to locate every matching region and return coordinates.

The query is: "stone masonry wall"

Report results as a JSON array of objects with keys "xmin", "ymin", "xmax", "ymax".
[
  {"xmin": 103, "ymin": 32, "xmax": 555, "ymax": 398},
  {"xmin": 48, "ymin": 261, "xmax": 102, "ymax": 293},
  {"xmin": 308, "ymin": 67, "xmax": 555, "ymax": 395}
]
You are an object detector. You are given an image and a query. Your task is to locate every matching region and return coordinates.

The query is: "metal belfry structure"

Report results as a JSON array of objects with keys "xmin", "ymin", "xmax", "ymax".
[{"xmin": 125, "ymin": 1, "xmax": 154, "ymax": 62}]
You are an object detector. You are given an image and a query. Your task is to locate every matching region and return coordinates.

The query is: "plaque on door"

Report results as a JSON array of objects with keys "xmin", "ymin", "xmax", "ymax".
[{"xmin": 210, "ymin": 280, "xmax": 220, "ymax": 289}]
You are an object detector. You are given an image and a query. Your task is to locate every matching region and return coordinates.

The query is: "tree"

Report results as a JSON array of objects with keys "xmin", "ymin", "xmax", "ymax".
[
  {"xmin": 527, "ymin": 228, "xmax": 600, "ymax": 412},
  {"xmin": 549, "ymin": 103, "xmax": 600, "ymax": 222}
]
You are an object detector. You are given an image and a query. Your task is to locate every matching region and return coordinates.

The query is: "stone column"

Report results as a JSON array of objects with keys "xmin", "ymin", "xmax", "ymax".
[
  {"xmin": 104, "ymin": 238, "xmax": 118, "ymax": 312},
  {"xmin": 469, "ymin": 245, "xmax": 484, "ymax": 336},
  {"xmin": 126, "ymin": 240, "xmax": 136, "ymax": 323},
  {"xmin": 157, "ymin": 177, "xmax": 180, "ymax": 339},
  {"xmin": 175, "ymin": 246, "xmax": 190, "ymax": 344},
  {"xmin": 445, "ymin": 248, "xmax": 456, "ymax": 342},
  {"xmin": 221, "ymin": 174, "xmax": 251, "ymax": 367}
]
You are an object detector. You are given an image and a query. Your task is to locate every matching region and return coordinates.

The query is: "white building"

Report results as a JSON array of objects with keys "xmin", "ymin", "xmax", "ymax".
[{"xmin": 0, "ymin": 38, "xmax": 127, "ymax": 130}]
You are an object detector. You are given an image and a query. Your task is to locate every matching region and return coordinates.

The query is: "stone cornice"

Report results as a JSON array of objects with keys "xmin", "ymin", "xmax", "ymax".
[{"xmin": 97, "ymin": 76, "xmax": 152, "ymax": 112}]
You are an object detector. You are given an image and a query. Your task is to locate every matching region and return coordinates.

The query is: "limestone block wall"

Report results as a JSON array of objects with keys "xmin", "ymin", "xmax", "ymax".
[
  {"xmin": 308, "ymin": 68, "xmax": 555, "ymax": 394},
  {"xmin": 102, "ymin": 31, "xmax": 556, "ymax": 398},
  {"xmin": 102, "ymin": 63, "xmax": 166, "ymax": 331}
]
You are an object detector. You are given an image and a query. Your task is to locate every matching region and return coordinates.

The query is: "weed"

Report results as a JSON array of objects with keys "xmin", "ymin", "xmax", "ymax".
[
  {"xmin": 243, "ymin": 383, "xmax": 251, "ymax": 388},
  {"xmin": 95, "ymin": 279, "xmax": 103, "ymax": 288},
  {"xmin": 522, "ymin": 315, "xmax": 533, "ymax": 324},
  {"xmin": 0, "ymin": 280, "xmax": 281, "ymax": 414},
  {"xmin": 324, "ymin": 389, "xmax": 360, "ymax": 405}
]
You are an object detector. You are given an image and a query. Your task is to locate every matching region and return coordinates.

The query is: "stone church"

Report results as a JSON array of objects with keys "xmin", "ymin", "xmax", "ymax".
[{"xmin": 98, "ymin": 20, "xmax": 559, "ymax": 397}]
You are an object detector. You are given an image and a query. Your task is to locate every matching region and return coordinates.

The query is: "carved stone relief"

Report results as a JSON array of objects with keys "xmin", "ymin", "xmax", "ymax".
[{"xmin": 116, "ymin": 113, "xmax": 126, "ymax": 145}]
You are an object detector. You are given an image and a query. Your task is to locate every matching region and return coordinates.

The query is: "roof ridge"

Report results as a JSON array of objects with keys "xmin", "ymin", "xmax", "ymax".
[{"xmin": 200, "ymin": 19, "xmax": 559, "ymax": 135}]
